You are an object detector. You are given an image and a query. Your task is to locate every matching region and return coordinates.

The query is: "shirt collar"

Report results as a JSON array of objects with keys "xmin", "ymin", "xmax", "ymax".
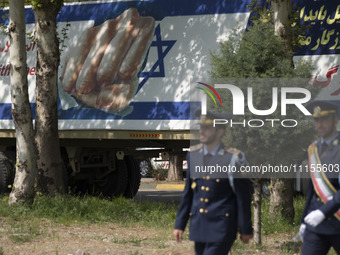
[
  {"xmin": 203, "ymin": 143, "xmax": 221, "ymax": 156},
  {"xmin": 321, "ymin": 133, "xmax": 339, "ymax": 146}
]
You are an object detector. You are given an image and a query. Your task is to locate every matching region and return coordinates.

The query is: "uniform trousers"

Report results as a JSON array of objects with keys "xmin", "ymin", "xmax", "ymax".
[
  {"xmin": 301, "ymin": 228, "xmax": 340, "ymax": 255},
  {"xmin": 194, "ymin": 240, "xmax": 234, "ymax": 255}
]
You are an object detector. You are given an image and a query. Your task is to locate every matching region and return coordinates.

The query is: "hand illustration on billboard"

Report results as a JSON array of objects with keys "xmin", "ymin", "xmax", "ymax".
[{"xmin": 60, "ymin": 8, "xmax": 155, "ymax": 112}]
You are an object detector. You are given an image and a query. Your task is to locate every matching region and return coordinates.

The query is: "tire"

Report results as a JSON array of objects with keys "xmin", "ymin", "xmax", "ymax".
[
  {"xmin": 124, "ymin": 156, "xmax": 141, "ymax": 198},
  {"xmin": 111, "ymin": 158, "xmax": 128, "ymax": 197},
  {"xmin": 71, "ymin": 179, "xmax": 90, "ymax": 196},
  {"xmin": 60, "ymin": 147, "xmax": 70, "ymax": 187},
  {"xmin": 0, "ymin": 151, "xmax": 15, "ymax": 194},
  {"xmin": 90, "ymin": 160, "xmax": 128, "ymax": 198}
]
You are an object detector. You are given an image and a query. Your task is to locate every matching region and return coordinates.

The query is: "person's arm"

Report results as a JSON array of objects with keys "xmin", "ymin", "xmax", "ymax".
[
  {"xmin": 319, "ymin": 189, "xmax": 340, "ymax": 217},
  {"xmin": 230, "ymin": 152, "xmax": 253, "ymax": 243},
  {"xmin": 305, "ymin": 188, "xmax": 340, "ymax": 227},
  {"xmin": 174, "ymin": 154, "xmax": 193, "ymax": 242},
  {"xmin": 301, "ymin": 180, "xmax": 314, "ymax": 222},
  {"xmin": 234, "ymin": 177, "xmax": 253, "ymax": 237}
]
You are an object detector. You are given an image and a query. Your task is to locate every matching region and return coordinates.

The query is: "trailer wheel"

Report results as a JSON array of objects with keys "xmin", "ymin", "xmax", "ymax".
[
  {"xmin": 0, "ymin": 152, "xmax": 15, "ymax": 194},
  {"xmin": 91, "ymin": 160, "xmax": 128, "ymax": 197},
  {"xmin": 111, "ymin": 158, "xmax": 128, "ymax": 197},
  {"xmin": 124, "ymin": 156, "xmax": 141, "ymax": 198}
]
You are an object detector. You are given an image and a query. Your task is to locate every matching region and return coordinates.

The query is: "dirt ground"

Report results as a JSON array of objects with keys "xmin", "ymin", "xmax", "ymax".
[{"xmin": 0, "ymin": 219, "xmax": 301, "ymax": 255}]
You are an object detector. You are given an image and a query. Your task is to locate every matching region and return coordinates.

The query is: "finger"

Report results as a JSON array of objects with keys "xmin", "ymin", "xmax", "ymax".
[
  {"xmin": 174, "ymin": 230, "xmax": 182, "ymax": 242},
  {"xmin": 97, "ymin": 8, "xmax": 140, "ymax": 87},
  {"xmin": 118, "ymin": 16, "xmax": 155, "ymax": 80},
  {"xmin": 76, "ymin": 92, "xmax": 99, "ymax": 108},
  {"xmin": 96, "ymin": 78, "xmax": 138, "ymax": 111},
  {"xmin": 173, "ymin": 231, "xmax": 180, "ymax": 242},
  {"xmin": 75, "ymin": 19, "xmax": 117, "ymax": 94},
  {"xmin": 61, "ymin": 27, "xmax": 97, "ymax": 93},
  {"xmin": 178, "ymin": 231, "xmax": 182, "ymax": 242}
]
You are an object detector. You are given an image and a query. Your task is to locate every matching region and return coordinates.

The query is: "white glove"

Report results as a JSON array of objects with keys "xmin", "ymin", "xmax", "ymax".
[
  {"xmin": 304, "ymin": 209, "xmax": 326, "ymax": 227},
  {"xmin": 293, "ymin": 223, "xmax": 306, "ymax": 242}
]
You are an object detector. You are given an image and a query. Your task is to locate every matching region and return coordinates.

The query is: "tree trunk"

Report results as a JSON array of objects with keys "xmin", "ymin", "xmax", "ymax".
[
  {"xmin": 253, "ymin": 179, "xmax": 262, "ymax": 244},
  {"xmin": 269, "ymin": 178, "xmax": 295, "ymax": 221},
  {"xmin": 34, "ymin": 1, "xmax": 66, "ymax": 195},
  {"xmin": 167, "ymin": 154, "xmax": 183, "ymax": 182},
  {"xmin": 271, "ymin": 0, "xmax": 293, "ymax": 50},
  {"xmin": 270, "ymin": 0, "xmax": 295, "ymax": 221},
  {"xmin": 8, "ymin": 0, "xmax": 37, "ymax": 204}
]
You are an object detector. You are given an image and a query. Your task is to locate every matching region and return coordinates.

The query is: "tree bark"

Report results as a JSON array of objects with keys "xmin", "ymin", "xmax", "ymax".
[
  {"xmin": 270, "ymin": 0, "xmax": 295, "ymax": 221},
  {"xmin": 8, "ymin": 0, "xmax": 37, "ymax": 204},
  {"xmin": 167, "ymin": 154, "xmax": 183, "ymax": 182},
  {"xmin": 34, "ymin": 1, "xmax": 66, "ymax": 195},
  {"xmin": 271, "ymin": 0, "xmax": 293, "ymax": 50},
  {"xmin": 269, "ymin": 178, "xmax": 295, "ymax": 221},
  {"xmin": 253, "ymin": 179, "xmax": 262, "ymax": 244}
]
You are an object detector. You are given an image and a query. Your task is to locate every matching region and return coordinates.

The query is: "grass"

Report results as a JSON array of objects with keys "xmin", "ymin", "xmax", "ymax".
[
  {"xmin": 0, "ymin": 193, "xmax": 305, "ymax": 233},
  {"xmin": 261, "ymin": 195, "xmax": 306, "ymax": 234},
  {"xmin": 0, "ymin": 193, "xmax": 337, "ymax": 254},
  {"xmin": 0, "ymin": 194, "xmax": 178, "ymax": 228},
  {"xmin": 112, "ymin": 237, "xmax": 142, "ymax": 246}
]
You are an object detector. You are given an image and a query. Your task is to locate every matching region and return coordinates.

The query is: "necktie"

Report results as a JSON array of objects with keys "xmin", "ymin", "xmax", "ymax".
[
  {"xmin": 204, "ymin": 153, "xmax": 212, "ymax": 166},
  {"xmin": 320, "ymin": 142, "xmax": 328, "ymax": 155}
]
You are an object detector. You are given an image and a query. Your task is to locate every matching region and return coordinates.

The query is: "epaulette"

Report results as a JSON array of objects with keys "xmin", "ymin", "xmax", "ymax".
[
  {"xmin": 190, "ymin": 143, "xmax": 203, "ymax": 152},
  {"xmin": 332, "ymin": 138, "xmax": 339, "ymax": 147},
  {"xmin": 226, "ymin": 147, "xmax": 240, "ymax": 155}
]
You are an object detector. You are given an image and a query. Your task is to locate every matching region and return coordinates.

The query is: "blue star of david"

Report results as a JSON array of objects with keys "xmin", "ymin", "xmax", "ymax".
[{"xmin": 137, "ymin": 24, "xmax": 176, "ymax": 93}]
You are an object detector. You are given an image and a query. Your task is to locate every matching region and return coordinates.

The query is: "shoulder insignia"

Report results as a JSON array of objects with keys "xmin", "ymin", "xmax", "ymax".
[
  {"xmin": 190, "ymin": 143, "xmax": 203, "ymax": 152},
  {"xmin": 332, "ymin": 139, "xmax": 339, "ymax": 146},
  {"xmin": 218, "ymin": 149, "xmax": 224, "ymax": 156},
  {"xmin": 226, "ymin": 147, "xmax": 240, "ymax": 155}
]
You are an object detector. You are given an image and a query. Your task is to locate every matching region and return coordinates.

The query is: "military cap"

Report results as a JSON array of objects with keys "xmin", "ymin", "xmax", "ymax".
[
  {"xmin": 195, "ymin": 109, "xmax": 232, "ymax": 126},
  {"xmin": 306, "ymin": 100, "xmax": 339, "ymax": 118}
]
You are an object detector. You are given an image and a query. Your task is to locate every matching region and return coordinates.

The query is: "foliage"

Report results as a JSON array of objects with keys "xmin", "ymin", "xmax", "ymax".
[
  {"xmin": 209, "ymin": 20, "xmax": 319, "ymax": 167},
  {"xmin": 28, "ymin": 0, "xmax": 63, "ymax": 10},
  {"xmin": 247, "ymin": 0, "xmax": 273, "ymax": 24},
  {"xmin": 57, "ymin": 20, "xmax": 71, "ymax": 53},
  {"xmin": 210, "ymin": 21, "xmax": 312, "ymax": 79},
  {"xmin": 150, "ymin": 167, "xmax": 168, "ymax": 181},
  {"xmin": 261, "ymin": 195, "xmax": 304, "ymax": 234},
  {"xmin": 0, "ymin": 1, "xmax": 69, "ymax": 52},
  {"xmin": 247, "ymin": 0, "xmax": 310, "ymax": 52}
]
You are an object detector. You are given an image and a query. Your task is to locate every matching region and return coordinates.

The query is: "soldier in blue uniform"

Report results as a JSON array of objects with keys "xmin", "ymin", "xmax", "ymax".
[
  {"xmin": 173, "ymin": 111, "xmax": 253, "ymax": 255},
  {"xmin": 297, "ymin": 100, "xmax": 340, "ymax": 255}
]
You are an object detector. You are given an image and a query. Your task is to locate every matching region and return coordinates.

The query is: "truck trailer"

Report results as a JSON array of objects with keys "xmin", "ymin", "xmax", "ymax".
[{"xmin": 0, "ymin": 0, "xmax": 339, "ymax": 197}]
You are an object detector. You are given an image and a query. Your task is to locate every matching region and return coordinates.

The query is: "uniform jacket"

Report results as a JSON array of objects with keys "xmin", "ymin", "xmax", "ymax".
[
  {"xmin": 302, "ymin": 133, "xmax": 340, "ymax": 235},
  {"xmin": 174, "ymin": 143, "xmax": 253, "ymax": 243}
]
